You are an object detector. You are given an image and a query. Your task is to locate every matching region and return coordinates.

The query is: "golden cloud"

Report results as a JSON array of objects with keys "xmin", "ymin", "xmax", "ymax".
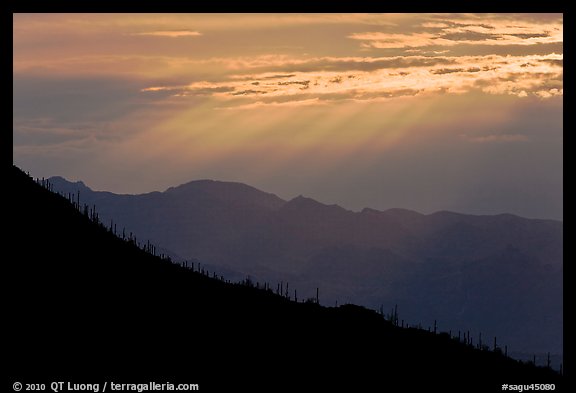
[
  {"xmin": 141, "ymin": 53, "xmax": 563, "ymax": 104},
  {"xmin": 349, "ymin": 17, "xmax": 562, "ymax": 49}
]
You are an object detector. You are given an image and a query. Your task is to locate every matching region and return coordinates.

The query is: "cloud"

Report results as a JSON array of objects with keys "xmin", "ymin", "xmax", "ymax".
[
  {"xmin": 464, "ymin": 134, "xmax": 530, "ymax": 143},
  {"xmin": 349, "ymin": 16, "xmax": 562, "ymax": 50},
  {"xmin": 221, "ymin": 56, "xmax": 458, "ymax": 75},
  {"xmin": 439, "ymin": 31, "xmax": 500, "ymax": 41},
  {"xmin": 139, "ymin": 52, "xmax": 563, "ymax": 106},
  {"xmin": 430, "ymin": 68, "xmax": 466, "ymax": 75},
  {"xmin": 142, "ymin": 85, "xmax": 235, "ymax": 95},
  {"xmin": 131, "ymin": 30, "xmax": 202, "ymax": 38},
  {"xmin": 12, "ymin": 13, "xmax": 563, "ymax": 221},
  {"xmin": 539, "ymin": 59, "xmax": 563, "ymax": 67},
  {"xmin": 231, "ymin": 89, "xmax": 268, "ymax": 96},
  {"xmin": 534, "ymin": 88, "xmax": 563, "ymax": 99}
]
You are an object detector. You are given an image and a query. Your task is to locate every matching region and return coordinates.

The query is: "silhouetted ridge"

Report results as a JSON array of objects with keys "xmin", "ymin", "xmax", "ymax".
[
  {"xmin": 282, "ymin": 195, "xmax": 349, "ymax": 217},
  {"xmin": 166, "ymin": 179, "xmax": 284, "ymax": 208},
  {"xmin": 45, "ymin": 172, "xmax": 562, "ymax": 361},
  {"xmin": 360, "ymin": 207, "xmax": 382, "ymax": 214},
  {"xmin": 9, "ymin": 166, "xmax": 562, "ymax": 391},
  {"xmin": 384, "ymin": 207, "xmax": 424, "ymax": 216},
  {"xmin": 49, "ymin": 175, "xmax": 92, "ymax": 193}
]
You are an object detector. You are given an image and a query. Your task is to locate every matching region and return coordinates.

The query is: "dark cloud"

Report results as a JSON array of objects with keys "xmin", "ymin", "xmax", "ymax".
[
  {"xmin": 187, "ymin": 86, "xmax": 235, "ymax": 95},
  {"xmin": 428, "ymin": 66, "xmax": 485, "ymax": 78},
  {"xmin": 262, "ymin": 74, "xmax": 297, "ymax": 79},
  {"xmin": 420, "ymin": 19, "xmax": 497, "ymax": 31},
  {"xmin": 468, "ymin": 23, "xmax": 496, "ymax": 30},
  {"xmin": 231, "ymin": 89, "xmax": 268, "ymax": 96},
  {"xmin": 430, "ymin": 68, "xmax": 465, "ymax": 75},
  {"xmin": 508, "ymin": 33, "xmax": 550, "ymax": 39},
  {"xmin": 277, "ymin": 80, "xmax": 310, "ymax": 86},
  {"xmin": 450, "ymin": 22, "xmax": 497, "ymax": 30},
  {"xmin": 238, "ymin": 57, "xmax": 458, "ymax": 75},
  {"xmin": 308, "ymin": 57, "xmax": 457, "ymax": 72},
  {"xmin": 539, "ymin": 59, "xmax": 563, "ymax": 67},
  {"xmin": 437, "ymin": 28, "xmax": 549, "ymax": 44},
  {"xmin": 440, "ymin": 31, "xmax": 500, "ymax": 42}
]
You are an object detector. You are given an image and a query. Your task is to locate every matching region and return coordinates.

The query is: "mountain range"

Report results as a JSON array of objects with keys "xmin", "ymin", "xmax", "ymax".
[
  {"xmin": 48, "ymin": 175, "xmax": 563, "ymax": 359},
  {"xmin": 9, "ymin": 165, "xmax": 562, "ymax": 390}
]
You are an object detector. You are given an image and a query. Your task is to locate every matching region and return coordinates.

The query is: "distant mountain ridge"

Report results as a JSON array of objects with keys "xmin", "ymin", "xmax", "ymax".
[
  {"xmin": 48, "ymin": 175, "xmax": 563, "ymax": 358},
  {"xmin": 11, "ymin": 166, "xmax": 562, "ymax": 390}
]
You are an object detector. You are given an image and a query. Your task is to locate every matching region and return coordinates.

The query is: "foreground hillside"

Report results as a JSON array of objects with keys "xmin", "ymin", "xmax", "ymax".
[
  {"xmin": 49, "ymin": 175, "xmax": 563, "ymax": 356},
  {"xmin": 9, "ymin": 166, "xmax": 560, "ymax": 391}
]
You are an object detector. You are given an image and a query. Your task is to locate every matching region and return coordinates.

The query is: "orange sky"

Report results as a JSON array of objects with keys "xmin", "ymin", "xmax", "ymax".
[{"xmin": 13, "ymin": 13, "xmax": 563, "ymax": 219}]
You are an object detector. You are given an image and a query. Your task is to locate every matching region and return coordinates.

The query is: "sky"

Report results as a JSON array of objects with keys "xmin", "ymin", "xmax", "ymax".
[{"xmin": 13, "ymin": 13, "xmax": 563, "ymax": 220}]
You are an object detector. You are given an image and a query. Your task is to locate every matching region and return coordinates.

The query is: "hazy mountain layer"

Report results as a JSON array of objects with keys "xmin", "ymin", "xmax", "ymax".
[
  {"xmin": 49, "ymin": 175, "xmax": 563, "ymax": 357},
  {"xmin": 10, "ymin": 166, "xmax": 561, "ymax": 390}
]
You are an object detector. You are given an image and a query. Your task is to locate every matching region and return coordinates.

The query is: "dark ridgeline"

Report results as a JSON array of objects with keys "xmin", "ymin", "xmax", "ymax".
[
  {"xmin": 8, "ymin": 166, "xmax": 561, "ymax": 392},
  {"xmin": 46, "ymin": 174, "xmax": 563, "ymax": 359}
]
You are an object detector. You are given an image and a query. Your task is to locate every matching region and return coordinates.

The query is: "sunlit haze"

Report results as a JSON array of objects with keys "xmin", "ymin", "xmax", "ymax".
[{"xmin": 13, "ymin": 13, "xmax": 563, "ymax": 219}]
